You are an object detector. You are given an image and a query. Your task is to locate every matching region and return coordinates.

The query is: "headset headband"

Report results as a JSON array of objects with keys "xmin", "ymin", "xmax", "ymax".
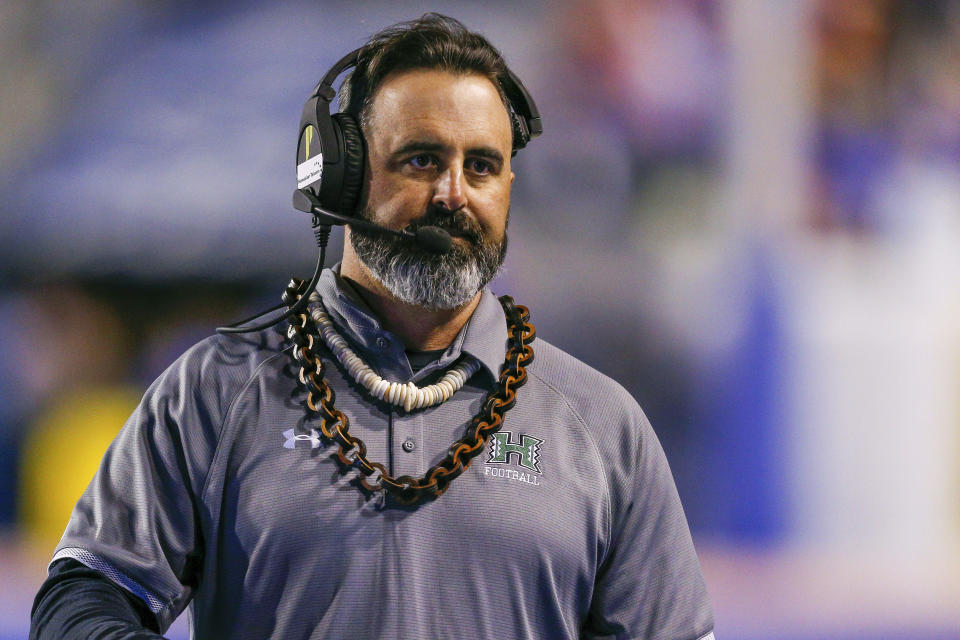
[
  {"xmin": 312, "ymin": 47, "xmax": 541, "ymax": 147},
  {"xmin": 296, "ymin": 45, "xmax": 542, "ymax": 216}
]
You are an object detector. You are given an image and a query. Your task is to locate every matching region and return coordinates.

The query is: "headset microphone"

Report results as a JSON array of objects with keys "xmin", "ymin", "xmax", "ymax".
[{"xmin": 291, "ymin": 190, "xmax": 452, "ymax": 254}]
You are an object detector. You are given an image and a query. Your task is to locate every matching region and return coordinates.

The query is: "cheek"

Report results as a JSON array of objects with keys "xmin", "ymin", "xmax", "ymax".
[
  {"xmin": 365, "ymin": 174, "xmax": 428, "ymax": 222},
  {"xmin": 478, "ymin": 185, "xmax": 511, "ymax": 236}
]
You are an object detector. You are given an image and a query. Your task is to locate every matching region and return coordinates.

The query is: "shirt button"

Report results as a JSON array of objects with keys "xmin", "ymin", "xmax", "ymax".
[
  {"xmin": 401, "ymin": 439, "xmax": 416, "ymax": 453},
  {"xmin": 375, "ymin": 336, "xmax": 388, "ymax": 348}
]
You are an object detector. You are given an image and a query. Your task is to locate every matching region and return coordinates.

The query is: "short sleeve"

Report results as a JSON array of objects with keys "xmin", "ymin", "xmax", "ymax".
[
  {"xmin": 52, "ymin": 337, "xmax": 231, "ymax": 632},
  {"xmin": 584, "ymin": 409, "xmax": 714, "ymax": 640}
]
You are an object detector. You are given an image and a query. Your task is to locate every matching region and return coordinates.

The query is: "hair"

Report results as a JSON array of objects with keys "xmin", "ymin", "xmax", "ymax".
[{"xmin": 337, "ymin": 13, "xmax": 511, "ymax": 130}]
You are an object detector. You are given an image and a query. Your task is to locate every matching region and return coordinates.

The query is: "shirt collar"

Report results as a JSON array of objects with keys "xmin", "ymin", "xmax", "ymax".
[{"xmin": 314, "ymin": 265, "xmax": 508, "ymax": 385}]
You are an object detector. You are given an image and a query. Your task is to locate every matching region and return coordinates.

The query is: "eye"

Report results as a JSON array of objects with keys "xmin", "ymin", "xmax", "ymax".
[
  {"xmin": 467, "ymin": 159, "xmax": 493, "ymax": 175},
  {"xmin": 408, "ymin": 154, "xmax": 436, "ymax": 169}
]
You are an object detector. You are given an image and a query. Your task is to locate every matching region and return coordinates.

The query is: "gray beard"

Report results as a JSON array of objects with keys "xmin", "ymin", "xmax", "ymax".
[{"xmin": 349, "ymin": 206, "xmax": 508, "ymax": 311}]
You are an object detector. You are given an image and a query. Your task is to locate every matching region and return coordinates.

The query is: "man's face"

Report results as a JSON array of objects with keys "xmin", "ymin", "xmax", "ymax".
[{"xmin": 349, "ymin": 68, "xmax": 514, "ymax": 310}]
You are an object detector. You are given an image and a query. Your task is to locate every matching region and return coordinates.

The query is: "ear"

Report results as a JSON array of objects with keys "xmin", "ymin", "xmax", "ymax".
[{"xmin": 510, "ymin": 171, "xmax": 515, "ymax": 184}]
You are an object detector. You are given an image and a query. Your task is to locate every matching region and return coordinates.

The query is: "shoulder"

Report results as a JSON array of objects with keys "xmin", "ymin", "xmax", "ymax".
[
  {"xmin": 172, "ymin": 329, "xmax": 290, "ymax": 386},
  {"xmin": 523, "ymin": 335, "xmax": 672, "ymax": 495},
  {"xmin": 120, "ymin": 328, "xmax": 292, "ymax": 489},
  {"xmin": 520, "ymin": 337, "xmax": 655, "ymax": 492},
  {"xmin": 143, "ymin": 328, "xmax": 291, "ymax": 429},
  {"xmin": 524, "ymin": 337, "xmax": 647, "ymax": 439}
]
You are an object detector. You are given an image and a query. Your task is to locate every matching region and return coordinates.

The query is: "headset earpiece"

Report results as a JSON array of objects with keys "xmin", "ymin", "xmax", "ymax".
[
  {"xmin": 331, "ymin": 113, "xmax": 365, "ymax": 215},
  {"xmin": 499, "ymin": 68, "xmax": 542, "ymax": 153},
  {"xmin": 297, "ymin": 49, "xmax": 366, "ymax": 217}
]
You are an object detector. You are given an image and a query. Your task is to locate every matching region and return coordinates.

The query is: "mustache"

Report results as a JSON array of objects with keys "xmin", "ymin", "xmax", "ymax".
[{"xmin": 403, "ymin": 206, "xmax": 484, "ymax": 245}]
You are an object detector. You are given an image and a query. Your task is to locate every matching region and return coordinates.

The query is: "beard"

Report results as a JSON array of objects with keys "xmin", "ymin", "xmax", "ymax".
[{"xmin": 349, "ymin": 204, "xmax": 508, "ymax": 311}]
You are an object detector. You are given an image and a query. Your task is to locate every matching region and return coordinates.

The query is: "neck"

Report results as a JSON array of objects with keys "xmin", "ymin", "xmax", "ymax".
[{"xmin": 340, "ymin": 241, "xmax": 481, "ymax": 351}]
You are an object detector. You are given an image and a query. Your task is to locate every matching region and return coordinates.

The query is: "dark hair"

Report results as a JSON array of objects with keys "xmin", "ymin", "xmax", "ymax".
[{"xmin": 338, "ymin": 13, "xmax": 511, "ymax": 128}]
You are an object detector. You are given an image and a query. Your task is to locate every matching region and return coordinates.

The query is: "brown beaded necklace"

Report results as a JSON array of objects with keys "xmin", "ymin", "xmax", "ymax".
[{"xmin": 282, "ymin": 279, "xmax": 536, "ymax": 505}]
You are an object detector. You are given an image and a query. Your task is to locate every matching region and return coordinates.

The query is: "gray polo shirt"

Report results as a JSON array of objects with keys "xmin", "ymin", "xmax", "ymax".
[{"xmin": 53, "ymin": 268, "xmax": 714, "ymax": 640}]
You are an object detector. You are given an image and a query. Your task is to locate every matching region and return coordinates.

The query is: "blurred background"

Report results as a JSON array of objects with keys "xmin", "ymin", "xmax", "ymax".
[{"xmin": 2, "ymin": 0, "xmax": 959, "ymax": 638}]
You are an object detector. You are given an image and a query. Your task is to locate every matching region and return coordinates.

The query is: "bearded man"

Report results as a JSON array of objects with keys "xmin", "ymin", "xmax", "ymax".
[{"xmin": 31, "ymin": 14, "xmax": 715, "ymax": 640}]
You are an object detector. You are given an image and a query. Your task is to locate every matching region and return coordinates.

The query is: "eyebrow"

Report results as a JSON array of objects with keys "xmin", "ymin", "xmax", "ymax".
[{"xmin": 391, "ymin": 140, "xmax": 504, "ymax": 166}]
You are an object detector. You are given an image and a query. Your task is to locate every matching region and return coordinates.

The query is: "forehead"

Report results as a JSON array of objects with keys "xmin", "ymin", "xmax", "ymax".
[{"xmin": 365, "ymin": 69, "xmax": 513, "ymax": 151}]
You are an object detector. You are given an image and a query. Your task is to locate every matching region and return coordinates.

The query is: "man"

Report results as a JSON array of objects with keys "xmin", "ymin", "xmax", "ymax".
[{"xmin": 31, "ymin": 14, "xmax": 714, "ymax": 640}]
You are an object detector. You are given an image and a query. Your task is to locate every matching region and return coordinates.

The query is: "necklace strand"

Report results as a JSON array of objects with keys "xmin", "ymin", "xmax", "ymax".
[
  {"xmin": 307, "ymin": 292, "xmax": 481, "ymax": 412},
  {"xmin": 282, "ymin": 278, "xmax": 536, "ymax": 504}
]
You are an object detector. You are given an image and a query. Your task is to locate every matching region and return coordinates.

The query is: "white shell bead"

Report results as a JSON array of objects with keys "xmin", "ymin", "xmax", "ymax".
[{"xmin": 307, "ymin": 294, "xmax": 478, "ymax": 410}]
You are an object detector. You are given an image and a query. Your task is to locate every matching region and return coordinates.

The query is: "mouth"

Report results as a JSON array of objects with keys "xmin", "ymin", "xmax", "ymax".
[
  {"xmin": 406, "ymin": 223, "xmax": 480, "ymax": 245},
  {"xmin": 447, "ymin": 231, "xmax": 482, "ymax": 247},
  {"xmin": 402, "ymin": 208, "xmax": 484, "ymax": 245}
]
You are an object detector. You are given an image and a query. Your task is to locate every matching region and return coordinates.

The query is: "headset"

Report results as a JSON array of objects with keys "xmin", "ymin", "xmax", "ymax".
[
  {"xmin": 295, "ymin": 46, "xmax": 543, "ymax": 218},
  {"xmin": 218, "ymin": 46, "xmax": 542, "ymax": 334}
]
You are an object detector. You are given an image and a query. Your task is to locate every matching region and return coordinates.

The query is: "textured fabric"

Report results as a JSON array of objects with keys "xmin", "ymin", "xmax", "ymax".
[
  {"xmin": 31, "ymin": 558, "xmax": 164, "ymax": 639},
  {"xmin": 52, "ymin": 548, "xmax": 166, "ymax": 613},
  {"xmin": 51, "ymin": 267, "xmax": 714, "ymax": 639}
]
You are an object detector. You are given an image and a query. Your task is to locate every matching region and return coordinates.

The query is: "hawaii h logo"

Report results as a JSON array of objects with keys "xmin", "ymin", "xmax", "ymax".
[{"xmin": 487, "ymin": 431, "xmax": 543, "ymax": 473}]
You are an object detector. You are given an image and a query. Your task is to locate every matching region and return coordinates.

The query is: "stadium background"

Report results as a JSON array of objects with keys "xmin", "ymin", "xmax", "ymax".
[{"xmin": 1, "ymin": 1, "xmax": 959, "ymax": 638}]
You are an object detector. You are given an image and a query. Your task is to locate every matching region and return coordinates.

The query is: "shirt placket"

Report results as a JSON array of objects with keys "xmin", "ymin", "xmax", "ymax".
[
  {"xmin": 357, "ymin": 327, "xmax": 427, "ymax": 478},
  {"xmin": 389, "ymin": 407, "xmax": 424, "ymax": 478}
]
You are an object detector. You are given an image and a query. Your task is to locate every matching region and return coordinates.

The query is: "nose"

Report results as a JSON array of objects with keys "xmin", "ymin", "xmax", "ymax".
[{"xmin": 432, "ymin": 166, "xmax": 467, "ymax": 212}]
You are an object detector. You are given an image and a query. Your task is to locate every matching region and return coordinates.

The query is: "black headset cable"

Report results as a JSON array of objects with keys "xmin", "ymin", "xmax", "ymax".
[{"xmin": 216, "ymin": 222, "xmax": 330, "ymax": 334}]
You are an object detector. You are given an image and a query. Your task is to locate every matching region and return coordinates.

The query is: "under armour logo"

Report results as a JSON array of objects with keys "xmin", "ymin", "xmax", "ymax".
[{"xmin": 282, "ymin": 428, "xmax": 321, "ymax": 449}]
